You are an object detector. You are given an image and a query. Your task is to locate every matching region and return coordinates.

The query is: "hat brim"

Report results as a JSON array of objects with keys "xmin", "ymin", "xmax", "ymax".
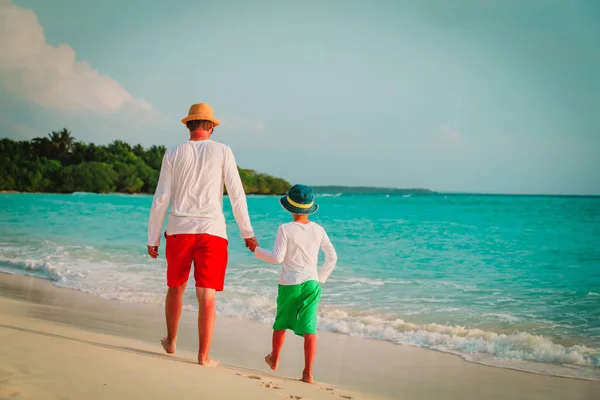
[
  {"xmin": 181, "ymin": 114, "xmax": 220, "ymax": 127},
  {"xmin": 280, "ymin": 196, "xmax": 319, "ymax": 215}
]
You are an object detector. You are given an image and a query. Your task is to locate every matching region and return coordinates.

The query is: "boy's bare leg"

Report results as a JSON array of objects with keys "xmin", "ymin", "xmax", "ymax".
[
  {"xmin": 265, "ymin": 330, "xmax": 286, "ymax": 370},
  {"xmin": 302, "ymin": 334, "xmax": 316, "ymax": 384},
  {"xmin": 197, "ymin": 287, "xmax": 219, "ymax": 366},
  {"xmin": 162, "ymin": 283, "xmax": 187, "ymax": 354}
]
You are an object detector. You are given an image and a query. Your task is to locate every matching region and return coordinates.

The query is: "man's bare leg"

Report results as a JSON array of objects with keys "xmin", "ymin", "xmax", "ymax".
[
  {"xmin": 265, "ymin": 329, "xmax": 286, "ymax": 370},
  {"xmin": 302, "ymin": 334, "xmax": 317, "ymax": 384},
  {"xmin": 196, "ymin": 287, "xmax": 219, "ymax": 366},
  {"xmin": 162, "ymin": 283, "xmax": 187, "ymax": 354}
]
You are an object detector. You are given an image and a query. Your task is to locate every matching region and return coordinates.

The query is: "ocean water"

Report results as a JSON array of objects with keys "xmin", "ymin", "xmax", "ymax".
[{"xmin": 1, "ymin": 192, "xmax": 599, "ymax": 379}]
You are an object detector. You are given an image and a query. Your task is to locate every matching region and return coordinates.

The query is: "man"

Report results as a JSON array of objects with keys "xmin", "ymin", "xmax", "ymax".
[{"xmin": 147, "ymin": 103, "xmax": 258, "ymax": 367}]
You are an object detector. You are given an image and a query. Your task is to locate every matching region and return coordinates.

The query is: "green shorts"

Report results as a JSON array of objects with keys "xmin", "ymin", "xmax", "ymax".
[{"xmin": 273, "ymin": 280, "xmax": 321, "ymax": 336}]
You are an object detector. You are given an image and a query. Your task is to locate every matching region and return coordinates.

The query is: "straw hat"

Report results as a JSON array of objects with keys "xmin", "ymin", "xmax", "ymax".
[{"xmin": 181, "ymin": 103, "xmax": 220, "ymax": 127}]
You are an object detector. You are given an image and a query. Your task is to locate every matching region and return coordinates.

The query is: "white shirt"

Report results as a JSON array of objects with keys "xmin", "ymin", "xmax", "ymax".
[
  {"xmin": 147, "ymin": 139, "xmax": 254, "ymax": 246},
  {"xmin": 255, "ymin": 222, "xmax": 338, "ymax": 285}
]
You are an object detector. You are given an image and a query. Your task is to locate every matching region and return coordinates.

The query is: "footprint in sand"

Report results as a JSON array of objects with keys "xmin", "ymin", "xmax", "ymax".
[
  {"xmin": 339, "ymin": 396, "xmax": 352, "ymax": 399},
  {"xmin": 282, "ymin": 395, "xmax": 303, "ymax": 399},
  {"xmin": 261, "ymin": 381, "xmax": 281, "ymax": 390},
  {"xmin": 237, "ymin": 372, "xmax": 284, "ymax": 391},
  {"xmin": 320, "ymin": 386, "xmax": 339, "ymax": 396},
  {"xmin": 236, "ymin": 373, "xmax": 262, "ymax": 380}
]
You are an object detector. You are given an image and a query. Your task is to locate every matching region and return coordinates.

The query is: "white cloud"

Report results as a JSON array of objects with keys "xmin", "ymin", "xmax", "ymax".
[{"xmin": 0, "ymin": 0, "xmax": 151, "ymax": 112}]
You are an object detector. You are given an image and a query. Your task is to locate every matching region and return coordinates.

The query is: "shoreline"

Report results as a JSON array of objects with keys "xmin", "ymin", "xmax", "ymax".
[
  {"xmin": 1, "ymin": 273, "xmax": 599, "ymax": 399},
  {"xmin": 2, "ymin": 267, "xmax": 598, "ymax": 381},
  {"xmin": 2, "ymin": 258, "xmax": 600, "ymax": 381}
]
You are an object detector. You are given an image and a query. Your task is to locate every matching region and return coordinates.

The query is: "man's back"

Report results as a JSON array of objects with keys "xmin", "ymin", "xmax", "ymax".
[
  {"xmin": 168, "ymin": 140, "xmax": 228, "ymax": 219},
  {"xmin": 148, "ymin": 139, "xmax": 253, "ymax": 246}
]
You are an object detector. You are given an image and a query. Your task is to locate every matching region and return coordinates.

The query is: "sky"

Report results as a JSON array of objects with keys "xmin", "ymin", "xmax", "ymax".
[{"xmin": 0, "ymin": 0, "xmax": 599, "ymax": 195}]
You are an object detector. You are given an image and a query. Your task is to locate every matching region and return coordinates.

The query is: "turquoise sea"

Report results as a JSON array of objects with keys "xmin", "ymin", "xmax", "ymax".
[{"xmin": 1, "ymin": 192, "xmax": 599, "ymax": 379}]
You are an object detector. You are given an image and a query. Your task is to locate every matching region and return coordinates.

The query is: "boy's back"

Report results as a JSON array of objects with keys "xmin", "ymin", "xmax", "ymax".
[{"xmin": 255, "ymin": 221, "xmax": 337, "ymax": 285}]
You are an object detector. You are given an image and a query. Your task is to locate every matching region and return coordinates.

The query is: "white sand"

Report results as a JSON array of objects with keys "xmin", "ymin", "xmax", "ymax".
[
  {"xmin": 1, "ymin": 274, "xmax": 599, "ymax": 400},
  {"xmin": 0, "ymin": 305, "xmax": 364, "ymax": 400}
]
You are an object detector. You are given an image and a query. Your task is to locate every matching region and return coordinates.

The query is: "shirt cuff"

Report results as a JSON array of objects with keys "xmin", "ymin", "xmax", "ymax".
[
  {"xmin": 241, "ymin": 229, "xmax": 255, "ymax": 239},
  {"xmin": 148, "ymin": 235, "xmax": 160, "ymax": 247}
]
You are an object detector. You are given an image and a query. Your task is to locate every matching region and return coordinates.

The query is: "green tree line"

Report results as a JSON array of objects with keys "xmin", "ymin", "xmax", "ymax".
[{"xmin": 0, "ymin": 128, "xmax": 291, "ymax": 195}]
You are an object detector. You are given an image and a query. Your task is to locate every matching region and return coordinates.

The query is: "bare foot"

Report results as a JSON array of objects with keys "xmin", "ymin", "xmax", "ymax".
[
  {"xmin": 161, "ymin": 336, "xmax": 175, "ymax": 354},
  {"xmin": 198, "ymin": 356, "xmax": 220, "ymax": 367},
  {"xmin": 264, "ymin": 353, "xmax": 278, "ymax": 370},
  {"xmin": 302, "ymin": 369, "xmax": 314, "ymax": 384}
]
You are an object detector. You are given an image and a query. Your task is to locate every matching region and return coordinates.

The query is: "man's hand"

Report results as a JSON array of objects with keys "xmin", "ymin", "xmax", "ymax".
[
  {"xmin": 147, "ymin": 245, "xmax": 159, "ymax": 258},
  {"xmin": 244, "ymin": 237, "xmax": 259, "ymax": 253}
]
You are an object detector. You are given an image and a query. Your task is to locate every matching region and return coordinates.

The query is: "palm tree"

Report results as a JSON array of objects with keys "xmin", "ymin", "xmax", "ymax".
[
  {"xmin": 32, "ymin": 136, "xmax": 52, "ymax": 158},
  {"xmin": 48, "ymin": 128, "xmax": 75, "ymax": 161}
]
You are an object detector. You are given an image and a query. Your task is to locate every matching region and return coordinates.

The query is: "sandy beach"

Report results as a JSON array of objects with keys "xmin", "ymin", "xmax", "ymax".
[{"xmin": 1, "ymin": 273, "xmax": 599, "ymax": 400}]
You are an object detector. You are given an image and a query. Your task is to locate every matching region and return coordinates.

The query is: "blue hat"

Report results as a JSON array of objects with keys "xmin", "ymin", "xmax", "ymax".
[{"xmin": 280, "ymin": 184, "xmax": 319, "ymax": 215}]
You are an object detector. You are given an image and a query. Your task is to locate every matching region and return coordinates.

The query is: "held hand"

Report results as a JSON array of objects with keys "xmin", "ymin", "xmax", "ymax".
[
  {"xmin": 147, "ymin": 245, "xmax": 159, "ymax": 258},
  {"xmin": 244, "ymin": 237, "xmax": 259, "ymax": 253},
  {"xmin": 248, "ymin": 241, "xmax": 258, "ymax": 252}
]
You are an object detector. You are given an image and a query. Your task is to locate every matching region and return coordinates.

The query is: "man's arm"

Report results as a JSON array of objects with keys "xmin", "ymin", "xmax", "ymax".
[
  {"xmin": 147, "ymin": 152, "xmax": 172, "ymax": 256},
  {"xmin": 255, "ymin": 226, "xmax": 287, "ymax": 264},
  {"xmin": 317, "ymin": 230, "xmax": 337, "ymax": 283},
  {"xmin": 223, "ymin": 146, "xmax": 255, "ymax": 239}
]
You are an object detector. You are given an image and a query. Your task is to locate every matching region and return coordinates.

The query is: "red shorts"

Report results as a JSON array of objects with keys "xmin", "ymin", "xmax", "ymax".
[{"xmin": 165, "ymin": 233, "xmax": 229, "ymax": 290}]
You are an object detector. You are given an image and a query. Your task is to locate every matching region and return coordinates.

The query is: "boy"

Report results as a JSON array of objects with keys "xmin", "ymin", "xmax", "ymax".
[{"xmin": 247, "ymin": 184, "xmax": 337, "ymax": 384}]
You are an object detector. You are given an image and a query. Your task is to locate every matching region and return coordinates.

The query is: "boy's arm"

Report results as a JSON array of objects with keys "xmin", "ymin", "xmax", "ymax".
[
  {"xmin": 255, "ymin": 226, "xmax": 287, "ymax": 264},
  {"xmin": 318, "ymin": 230, "xmax": 337, "ymax": 283}
]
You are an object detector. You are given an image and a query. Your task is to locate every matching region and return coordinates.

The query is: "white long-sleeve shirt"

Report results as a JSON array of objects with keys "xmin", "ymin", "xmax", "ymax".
[
  {"xmin": 147, "ymin": 139, "xmax": 254, "ymax": 246},
  {"xmin": 255, "ymin": 222, "xmax": 337, "ymax": 285}
]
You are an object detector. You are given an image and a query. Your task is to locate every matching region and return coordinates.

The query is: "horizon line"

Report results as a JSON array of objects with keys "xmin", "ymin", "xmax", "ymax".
[{"xmin": 310, "ymin": 185, "xmax": 600, "ymax": 197}]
